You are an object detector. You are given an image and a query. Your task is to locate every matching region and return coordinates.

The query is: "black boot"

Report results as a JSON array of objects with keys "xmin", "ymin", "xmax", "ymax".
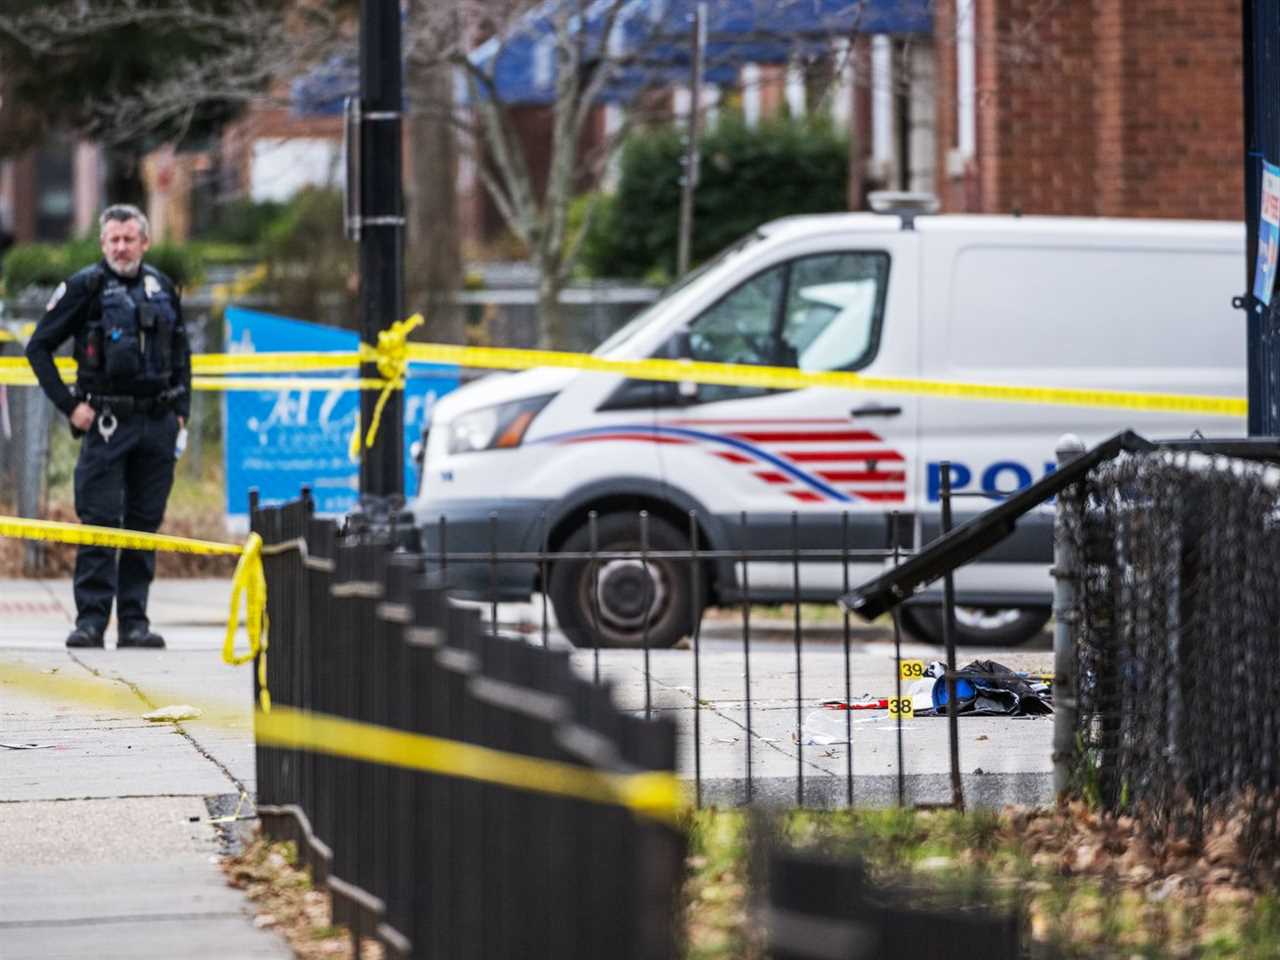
[
  {"xmin": 118, "ymin": 625, "xmax": 165, "ymax": 649},
  {"xmin": 66, "ymin": 625, "xmax": 105, "ymax": 648}
]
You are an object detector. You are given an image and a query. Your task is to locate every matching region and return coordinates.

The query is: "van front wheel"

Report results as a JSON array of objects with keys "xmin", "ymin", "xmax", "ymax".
[
  {"xmin": 897, "ymin": 605, "xmax": 1050, "ymax": 647},
  {"xmin": 549, "ymin": 513, "xmax": 703, "ymax": 649}
]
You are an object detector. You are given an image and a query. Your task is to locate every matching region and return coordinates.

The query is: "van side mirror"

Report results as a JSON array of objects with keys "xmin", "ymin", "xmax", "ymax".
[
  {"xmin": 661, "ymin": 330, "xmax": 699, "ymax": 401},
  {"xmin": 661, "ymin": 329, "xmax": 692, "ymax": 359}
]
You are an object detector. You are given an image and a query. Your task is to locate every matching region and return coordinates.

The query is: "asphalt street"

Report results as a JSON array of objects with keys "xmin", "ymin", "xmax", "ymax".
[{"xmin": 0, "ymin": 578, "xmax": 1056, "ymax": 955}]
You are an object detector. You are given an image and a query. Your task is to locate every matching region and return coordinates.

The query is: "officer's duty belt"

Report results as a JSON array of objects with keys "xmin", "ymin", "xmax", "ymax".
[{"xmin": 83, "ymin": 392, "xmax": 173, "ymax": 417}]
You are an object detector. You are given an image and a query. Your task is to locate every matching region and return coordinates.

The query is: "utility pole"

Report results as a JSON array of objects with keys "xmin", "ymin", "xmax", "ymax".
[
  {"xmin": 676, "ymin": 3, "xmax": 706, "ymax": 278},
  {"xmin": 1242, "ymin": 0, "xmax": 1280, "ymax": 436},
  {"xmin": 355, "ymin": 0, "xmax": 406, "ymax": 496}
]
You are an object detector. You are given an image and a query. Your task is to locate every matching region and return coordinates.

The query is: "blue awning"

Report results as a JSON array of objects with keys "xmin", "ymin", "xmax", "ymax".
[{"xmin": 292, "ymin": 0, "xmax": 930, "ymax": 114}]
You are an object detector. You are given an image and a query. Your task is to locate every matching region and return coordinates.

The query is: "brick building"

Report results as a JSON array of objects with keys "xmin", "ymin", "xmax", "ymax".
[
  {"xmin": 0, "ymin": 1, "xmax": 1247, "ymax": 255},
  {"xmin": 0, "ymin": 139, "xmax": 103, "ymax": 247},
  {"xmin": 930, "ymin": 0, "xmax": 1244, "ymax": 219}
]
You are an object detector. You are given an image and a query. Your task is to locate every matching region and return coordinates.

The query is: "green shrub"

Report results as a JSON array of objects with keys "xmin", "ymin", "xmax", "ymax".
[
  {"xmin": 259, "ymin": 187, "xmax": 356, "ymax": 328},
  {"xmin": 188, "ymin": 241, "xmax": 256, "ymax": 265},
  {"xmin": 0, "ymin": 238, "xmax": 206, "ymax": 295},
  {"xmin": 579, "ymin": 116, "xmax": 849, "ymax": 281},
  {"xmin": 146, "ymin": 243, "xmax": 206, "ymax": 288},
  {"xmin": 0, "ymin": 240, "xmax": 99, "ymax": 294},
  {"xmin": 199, "ymin": 197, "xmax": 286, "ymax": 247}
]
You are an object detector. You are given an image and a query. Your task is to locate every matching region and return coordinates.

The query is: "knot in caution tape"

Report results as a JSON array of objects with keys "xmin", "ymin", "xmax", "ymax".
[
  {"xmin": 351, "ymin": 312, "xmax": 425, "ymax": 459},
  {"xmin": 223, "ymin": 531, "xmax": 271, "ymax": 712}
]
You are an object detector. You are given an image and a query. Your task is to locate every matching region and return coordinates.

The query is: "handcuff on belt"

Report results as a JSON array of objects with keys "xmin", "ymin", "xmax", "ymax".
[{"xmin": 70, "ymin": 386, "xmax": 186, "ymax": 444}]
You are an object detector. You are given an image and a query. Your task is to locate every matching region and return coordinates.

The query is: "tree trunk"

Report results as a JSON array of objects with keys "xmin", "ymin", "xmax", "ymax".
[
  {"xmin": 406, "ymin": 0, "xmax": 463, "ymax": 344},
  {"xmin": 537, "ymin": 270, "xmax": 567, "ymax": 350},
  {"xmin": 103, "ymin": 147, "xmax": 145, "ymax": 208}
]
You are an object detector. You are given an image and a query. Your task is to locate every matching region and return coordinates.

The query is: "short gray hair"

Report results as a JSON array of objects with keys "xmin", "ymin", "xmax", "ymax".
[{"xmin": 99, "ymin": 204, "xmax": 150, "ymax": 240}]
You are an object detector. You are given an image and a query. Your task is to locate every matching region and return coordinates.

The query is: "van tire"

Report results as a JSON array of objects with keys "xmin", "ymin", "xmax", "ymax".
[
  {"xmin": 549, "ymin": 513, "xmax": 704, "ymax": 649},
  {"xmin": 897, "ymin": 605, "xmax": 1050, "ymax": 647}
]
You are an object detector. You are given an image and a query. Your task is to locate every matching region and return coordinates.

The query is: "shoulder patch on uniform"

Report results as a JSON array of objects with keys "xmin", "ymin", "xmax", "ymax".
[
  {"xmin": 143, "ymin": 274, "xmax": 162, "ymax": 299},
  {"xmin": 45, "ymin": 282, "xmax": 67, "ymax": 312}
]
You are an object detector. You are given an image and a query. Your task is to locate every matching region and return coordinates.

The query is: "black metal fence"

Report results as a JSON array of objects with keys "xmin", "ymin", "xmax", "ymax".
[
  {"xmin": 249, "ymin": 490, "xmax": 686, "ymax": 960},
  {"xmin": 422, "ymin": 508, "xmax": 923, "ymax": 809},
  {"xmin": 413, "ymin": 483, "xmax": 1056, "ymax": 813},
  {"xmin": 245, "ymin": 438, "xmax": 1280, "ymax": 956},
  {"xmin": 1061, "ymin": 450, "xmax": 1280, "ymax": 859}
]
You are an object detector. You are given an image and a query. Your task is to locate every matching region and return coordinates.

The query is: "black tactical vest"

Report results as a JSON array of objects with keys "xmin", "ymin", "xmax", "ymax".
[{"xmin": 76, "ymin": 266, "xmax": 179, "ymax": 394}]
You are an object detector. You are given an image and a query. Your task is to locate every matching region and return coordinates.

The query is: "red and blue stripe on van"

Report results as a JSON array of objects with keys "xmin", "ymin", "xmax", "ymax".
[{"xmin": 539, "ymin": 418, "xmax": 906, "ymax": 505}]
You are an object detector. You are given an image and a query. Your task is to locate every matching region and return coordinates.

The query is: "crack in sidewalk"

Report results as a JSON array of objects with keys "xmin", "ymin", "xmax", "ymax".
[
  {"xmin": 631, "ymin": 664, "xmax": 840, "ymax": 781},
  {"xmin": 32, "ymin": 580, "xmax": 76, "ymax": 625},
  {"xmin": 65, "ymin": 652, "xmax": 249, "ymax": 796}
]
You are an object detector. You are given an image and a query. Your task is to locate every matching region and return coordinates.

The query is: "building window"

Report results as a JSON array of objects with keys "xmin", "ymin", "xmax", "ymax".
[{"xmin": 35, "ymin": 140, "xmax": 74, "ymax": 241}]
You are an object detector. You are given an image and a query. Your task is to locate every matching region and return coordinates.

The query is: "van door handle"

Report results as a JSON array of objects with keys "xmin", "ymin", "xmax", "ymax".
[{"xmin": 850, "ymin": 404, "xmax": 902, "ymax": 418}]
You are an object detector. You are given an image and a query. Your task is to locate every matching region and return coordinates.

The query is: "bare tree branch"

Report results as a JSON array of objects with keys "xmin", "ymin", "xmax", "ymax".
[{"xmin": 2, "ymin": 0, "xmax": 1082, "ymax": 348}]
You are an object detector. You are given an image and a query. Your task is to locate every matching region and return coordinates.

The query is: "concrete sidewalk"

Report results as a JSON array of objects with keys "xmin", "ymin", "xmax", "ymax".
[
  {"xmin": 0, "ymin": 577, "xmax": 1055, "ymax": 955},
  {"xmin": 0, "ymin": 580, "xmax": 287, "ymax": 959}
]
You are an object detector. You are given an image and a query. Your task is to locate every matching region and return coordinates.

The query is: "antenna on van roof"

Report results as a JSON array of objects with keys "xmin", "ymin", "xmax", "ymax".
[{"xmin": 867, "ymin": 191, "xmax": 939, "ymax": 229}]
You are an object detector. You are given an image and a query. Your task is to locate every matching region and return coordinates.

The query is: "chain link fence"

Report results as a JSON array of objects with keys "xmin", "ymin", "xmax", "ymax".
[{"xmin": 1062, "ymin": 450, "xmax": 1280, "ymax": 862}]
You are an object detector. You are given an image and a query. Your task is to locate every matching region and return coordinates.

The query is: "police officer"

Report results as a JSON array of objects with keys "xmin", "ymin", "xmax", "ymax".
[{"xmin": 25, "ymin": 204, "xmax": 191, "ymax": 649}]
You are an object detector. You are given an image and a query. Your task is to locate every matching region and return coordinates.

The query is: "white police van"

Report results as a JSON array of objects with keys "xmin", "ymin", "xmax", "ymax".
[{"xmin": 412, "ymin": 200, "xmax": 1244, "ymax": 648}]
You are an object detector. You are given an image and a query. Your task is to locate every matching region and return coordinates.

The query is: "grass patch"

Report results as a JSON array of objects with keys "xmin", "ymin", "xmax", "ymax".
[
  {"xmin": 223, "ymin": 835, "xmax": 383, "ymax": 960},
  {"xmin": 223, "ymin": 812, "xmax": 1280, "ymax": 958},
  {"xmin": 681, "ymin": 807, "xmax": 1280, "ymax": 959}
]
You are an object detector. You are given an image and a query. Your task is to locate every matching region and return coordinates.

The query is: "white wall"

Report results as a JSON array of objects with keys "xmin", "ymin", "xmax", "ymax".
[{"xmin": 250, "ymin": 138, "xmax": 344, "ymax": 203}]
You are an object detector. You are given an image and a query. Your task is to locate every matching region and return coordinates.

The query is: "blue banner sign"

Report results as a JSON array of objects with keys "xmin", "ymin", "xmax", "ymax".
[{"xmin": 224, "ymin": 306, "xmax": 458, "ymax": 521}]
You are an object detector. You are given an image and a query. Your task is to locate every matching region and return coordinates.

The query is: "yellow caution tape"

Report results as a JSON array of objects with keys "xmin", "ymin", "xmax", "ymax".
[
  {"xmin": 0, "ymin": 515, "xmax": 244, "ymax": 557},
  {"xmin": 192, "ymin": 376, "xmax": 385, "ymax": 392},
  {"xmin": 0, "ymin": 657, "xmax": 684, "ymax": 825},
  {"xmin": 0, "ymin": 318, "xmax": 1247, "ymax": 418},
  {"xmin": 0, "ymin": 322, "xmax": 36, "ymax": 344},
  {"xmin": 0, "ymin": 365, "xmax": 383, "ymax": 393},
  {"xmin": 0, "ymin": 516, "xmax": 269, "ymax": 709},
  {"xmin": 345, "ymin": 313, "xmax": 427, "ymax": 458},
  {"xmin": 255, "ymin": 704, "xmax": 685, "ymax": 827},
  {"xmin": 1, "ymin": 659, "xmax": 169, "ymax": 715},
  {"xmin": 401, "ymin": 342, "xmax": 1249, "ymax": 419},
  {"xmin": 223, "ymin": 531, "xmax": 271, "ymax": 712},
  {"xmin": 192, "ymin": 352, "xmax": 361, "ymax": 374},
  {"xmin": 0, "ymin": 356, "xmax": 75, "ymax": 387},
  {"xmin": 210, "ymin": 262, "xmax": 268, "ymax": 312},
  {"xmin": 357, "ymin": 313, "xmax": 425, "ymax": 451}
]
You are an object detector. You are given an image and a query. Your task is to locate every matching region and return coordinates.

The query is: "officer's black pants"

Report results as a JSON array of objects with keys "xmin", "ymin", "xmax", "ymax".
[{"xmin": 73, "ymin": 410, "xmax": 178, "ymax": 634}]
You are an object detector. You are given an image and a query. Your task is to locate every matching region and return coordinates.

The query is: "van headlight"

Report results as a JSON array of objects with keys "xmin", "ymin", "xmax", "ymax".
[{"xmin": 446, "ymin": 395, "xmax": 553, "ymax": 454}]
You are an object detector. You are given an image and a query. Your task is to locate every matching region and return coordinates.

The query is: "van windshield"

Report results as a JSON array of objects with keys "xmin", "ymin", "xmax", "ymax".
[{"xmin": 592, "ymin": 229, "xmax": 768, "ymax": 355}]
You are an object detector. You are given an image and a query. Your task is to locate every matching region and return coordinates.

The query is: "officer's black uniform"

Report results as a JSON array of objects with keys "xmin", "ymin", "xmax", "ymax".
[{"xmin": 25, "ymin": 260, "xmax": 191, "ymax": 646}]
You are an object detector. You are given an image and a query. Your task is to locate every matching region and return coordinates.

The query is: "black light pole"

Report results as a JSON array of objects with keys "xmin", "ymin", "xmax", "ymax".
[
  {"xmin": 357, "ymin": 0, "xmax": 406, "ymax": 497},
  {"xmin": 1242, "ymin": 0, "xmax": 1280, "ymax": 436},
  {"xmin": 1243, "ymin": 0, "xmax": 1264, "ymax": 436}
]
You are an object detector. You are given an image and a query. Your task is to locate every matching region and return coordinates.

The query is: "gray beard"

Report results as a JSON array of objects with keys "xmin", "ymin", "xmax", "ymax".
[{"xmin": 110, "ymin": 258, "xmax": 142, "ymax": 278}]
